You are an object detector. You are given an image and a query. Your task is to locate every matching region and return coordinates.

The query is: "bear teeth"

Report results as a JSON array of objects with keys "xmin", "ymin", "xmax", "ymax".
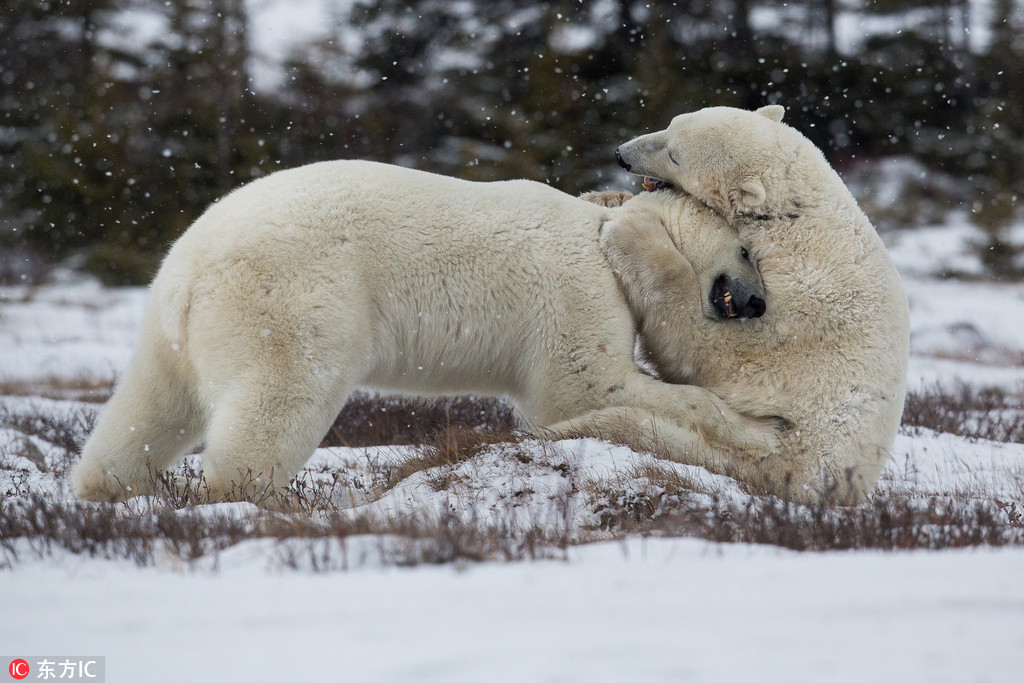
[
  {"xmin": 723, "ymin": 291, "xmax": 737, "ymax": 317},
  {"xmin": 642, "ymin": 177, "xmax": 672, "ymax": 192}
]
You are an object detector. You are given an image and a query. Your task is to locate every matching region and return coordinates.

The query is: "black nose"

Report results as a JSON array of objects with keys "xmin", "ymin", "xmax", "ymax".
[
  {"xmin": 615, "ymin": 148, "xmax": 631, "ymax": 172},
  {"xmin": 744, "ymin": 295, "xmax": 766, "ymax": 318}
]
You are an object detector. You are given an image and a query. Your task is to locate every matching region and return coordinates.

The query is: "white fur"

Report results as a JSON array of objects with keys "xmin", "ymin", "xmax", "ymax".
[
  {"xmin": 592, "ymin": 106, "xmax": 910, "ymax": 502},
  {"xmin": 71, "ymin": 160, "xmax": 780, "ymax": 503}
]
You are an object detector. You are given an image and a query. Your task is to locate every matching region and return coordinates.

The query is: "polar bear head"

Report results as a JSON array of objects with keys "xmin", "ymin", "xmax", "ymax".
[
  {"xmin": 606, "ymin": 191, "xmax": 766, "ymax": 322},
  {"xmin": 615, "ymin": 105, "xmax": 811, "ymax": 218}
]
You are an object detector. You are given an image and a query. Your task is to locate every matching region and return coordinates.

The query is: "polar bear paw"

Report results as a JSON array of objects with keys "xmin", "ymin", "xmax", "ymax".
[{"xmin": 578, "ymin": 190, "xmax": 634, "ymax": 208}]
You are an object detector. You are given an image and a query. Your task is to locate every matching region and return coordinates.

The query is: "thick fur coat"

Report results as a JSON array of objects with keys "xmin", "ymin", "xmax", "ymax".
[
  {"xmin": 71, "ymin": 160, "xmax": 776, "ymax": 503},
  {"xmin": 597, "ymin": 106, "xmax": 910, "ymax": 502}
]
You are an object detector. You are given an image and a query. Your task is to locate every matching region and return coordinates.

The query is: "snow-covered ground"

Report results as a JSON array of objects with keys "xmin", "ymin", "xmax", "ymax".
[
  {"xmin": 1, "ymin": 212, "xmax": 1023, "ymax": 680},
  {"xmin": 2, "ymin": 539, "xmax": 1021, "ymax": 682}
]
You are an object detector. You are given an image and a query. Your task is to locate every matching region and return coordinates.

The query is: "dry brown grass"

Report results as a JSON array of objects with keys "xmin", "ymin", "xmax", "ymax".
[
  {"xmin": 1, "ymin": 385, "xmax": 1023, "ymax": 571},
  {"xmin": 0, "ymin": 402, "xmax": 96, "ymax": 477},
  {"xmin": 582, "ymin": 482, "xmax": 1023, "ymax": 551},
  {"xmin": 583, "ymin": 461, "xmax": 706, "ymax": 533},
  {"xmin": 0, "ymin": 377, "xmax": 114, "ymax": 403},
  {"xmin": 0, "ymin": 495, "xmax": 570, "ymax": 571},
  {"xmin": 902, "ymin": 383, "xmax": 1024, "ymax": 443},
  {"xmin": 321, "ymin": 392, "xmax": 515, "ymax": 447},
  {"xmin": 385, "ymin": 426, "xmax": 524, "ymax": 490}
]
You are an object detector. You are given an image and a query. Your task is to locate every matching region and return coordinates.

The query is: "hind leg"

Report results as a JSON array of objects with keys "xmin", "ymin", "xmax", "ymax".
[
  {"xmin": 197, "ymin": 370, "xmax": 351, "ymax": 504},
  {"xmin": 72, "ymin": 336, "xmax": 204, "ymax": 502},
  {"xmin": 191, "ymin": 296, "xmax": 370, "ymax": 504},
  {"xmin": 174, "ymin": 249, "xmax": 373, "ymax": 503}
]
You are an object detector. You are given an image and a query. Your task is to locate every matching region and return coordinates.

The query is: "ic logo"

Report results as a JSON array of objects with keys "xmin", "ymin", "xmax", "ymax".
[{"xmin": 8, "ymin": 659, "xmax": 29, "ymax": 680}]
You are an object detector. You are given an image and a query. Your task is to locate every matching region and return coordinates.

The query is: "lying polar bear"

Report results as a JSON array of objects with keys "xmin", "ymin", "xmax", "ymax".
[
  {"xmin": 71, "ymin": 160, "xmax": 778, "ymax": 504},
  {"xmin": 569, "ymin": 105, "xmax": 910, "ymax": 503}
]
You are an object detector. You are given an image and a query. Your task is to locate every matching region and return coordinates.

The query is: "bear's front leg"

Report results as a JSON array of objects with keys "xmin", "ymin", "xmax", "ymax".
[
  {"xmin": 618, "ymin": 374, "xmax": 786, "ymax": 455},
  {"xmin": 544, "ymin": 404, "xmax": 809, "ymax": 503}
]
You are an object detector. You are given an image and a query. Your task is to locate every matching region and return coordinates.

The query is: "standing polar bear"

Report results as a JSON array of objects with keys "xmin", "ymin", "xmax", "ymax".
[
  {"xmin": 71, "ymin": 160, "xmax": 777, "ymax": 504},
  {"xmin": 574, "ymin": 105, "xmax": 910, "ymax": 503}
]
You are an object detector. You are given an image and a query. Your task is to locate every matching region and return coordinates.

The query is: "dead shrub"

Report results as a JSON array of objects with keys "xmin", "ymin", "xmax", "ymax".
[
  {"xmin": 385, "ymin": 425, "xmax": 524, "ymax": 490},
  {"xmin": 322, "ymin": 392, "xmax": 515, "ymax": 447},
  {"xmin": 902, "ymin": 383, "xmax": 1024, "ymax": 443},
  {"xmin": 0, "ymin": 402, "xmax": 96, "ymax": 478},
  {"xmin": 2, "ymin": 387, "xmax": 1021, "ymax": 572},
  {"xmin": 0, "ymin": 377, "xmax": 114, "ymax": 403},
  {"xmin": 584, "ymin": 461, "xmax": 705, "ymax": 533}
]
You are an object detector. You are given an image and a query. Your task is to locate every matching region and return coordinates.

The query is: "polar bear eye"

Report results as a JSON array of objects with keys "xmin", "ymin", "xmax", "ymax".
[{"xmin": 740, "ymin": 247, "xmax": 750, "ymax": 261}]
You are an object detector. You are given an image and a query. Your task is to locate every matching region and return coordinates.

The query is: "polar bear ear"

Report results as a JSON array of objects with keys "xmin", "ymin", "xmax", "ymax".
[
  {"xmin": 755, "ymin": 105, "xmax": 785, "ymax": 123},
  {"xmin": 736, "ymin": 177, "xmax": 767, "ymax": 210}
]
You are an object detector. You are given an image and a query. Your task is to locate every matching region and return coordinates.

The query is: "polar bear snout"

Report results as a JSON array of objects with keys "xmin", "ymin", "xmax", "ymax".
[
  {"xmin": 615, "ymin": 148, "xmax": 631, "ymax": 172},
  {"xmin": 615, "ymin": 132, "xmax": 677, "ymax": 190},
  {"xmin": 745, "ymin": 294, "xmax": 767, "ymax": 318},
  {"xmin": 710, "ymin": 273, "xmax": 766, "ymax": 320}
]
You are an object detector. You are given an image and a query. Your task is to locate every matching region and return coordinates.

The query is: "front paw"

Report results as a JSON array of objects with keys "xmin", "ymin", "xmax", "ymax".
[
  {"xmin": 579, "ymin": 190, "xmax": 634, "ymax": 208},
  {"xmin": 703, "ymin": 405, "xmax": 785, "ymax": 455}
]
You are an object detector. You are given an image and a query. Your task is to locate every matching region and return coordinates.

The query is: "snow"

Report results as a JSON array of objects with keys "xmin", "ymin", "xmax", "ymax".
[
  {"xmin": 902, "ymin": 274, "xmax": 1024, "ymax": 382},
  {"xmin": 2, "ymin": 196, "xmax": 1024, "ymax": 680},
  {"xmin": 907, "ymin": 356, "xmax": 1024, "ymax": 392},
  {"xmin": 245, "ymin": 0, "xmax": 352, "ymax": 91},
  {"xmin": 104, "ymin": 1, "xmax": 356, "ymax": 92},
  {"xmin": 550, "ymin": 25, "xmax": 602, "ymax": 54},
  {"xmin": 883, "ymin": 211, "xmax": 1024, "ymax": 389},
  {"xmin": 0, "ymin": 279, "xmax": 144, "ymax": 386},
  {"xmin": 98, "ymin": 0, "xmax": 1005, "ymax": 97},
  {"xmin": 748, "ymin": 2, "xmax": 994, "ymax": 56},
  {"xmin": 2, "ymin": 539, "xmax": 1022, "ymax": 682},
  {"xmin": 884, "ymin": 431, "xmax": 1024, "ymax": 501}
]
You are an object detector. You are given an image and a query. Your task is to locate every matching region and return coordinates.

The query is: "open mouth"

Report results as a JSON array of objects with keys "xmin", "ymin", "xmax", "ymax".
[
  {"xmin": 710, "ymin": 275, "xmax": 737, "ymax": 319},
  {"xmin": 642, "ymin": 176, "xmax": 674, "ymax": 192},
  {"xmin": 709, "ymin": 275, "xmax": 767, "ymax": 320}
]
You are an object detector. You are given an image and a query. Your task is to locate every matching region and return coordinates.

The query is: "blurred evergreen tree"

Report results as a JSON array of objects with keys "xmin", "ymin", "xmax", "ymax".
[
  {"xmin": 1, "ymin": 0, "xmax": 281, "ymax": 283},
  {"xmin": 1, "ymin": 0, "xmax": 1022, "ymax": 282},
  {"xmin": 967, "ymin": 0, "xmax": 1024, "ymax": 280},
  {"xmin": 1, "ymin": 0, "xmax": 116, "ymax": 256},
  {"xmin": 971, "ymin": 184, "xmax": 1021, "ymax": 281}
]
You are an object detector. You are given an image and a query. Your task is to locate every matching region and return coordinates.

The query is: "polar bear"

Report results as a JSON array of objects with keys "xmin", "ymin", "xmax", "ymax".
[
  {"xmin": 71, "ymin": 160, "xmax": 779, "ymax": 504},
  {"xmin": 565, "ymin": 105, "xmax": 910, "ymax": 503}
]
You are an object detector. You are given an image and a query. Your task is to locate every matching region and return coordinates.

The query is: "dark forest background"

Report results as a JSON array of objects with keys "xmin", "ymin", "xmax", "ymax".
[{"xmin": 2, "ymin": 0, "xmax": 1023, "ymax": 284}]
